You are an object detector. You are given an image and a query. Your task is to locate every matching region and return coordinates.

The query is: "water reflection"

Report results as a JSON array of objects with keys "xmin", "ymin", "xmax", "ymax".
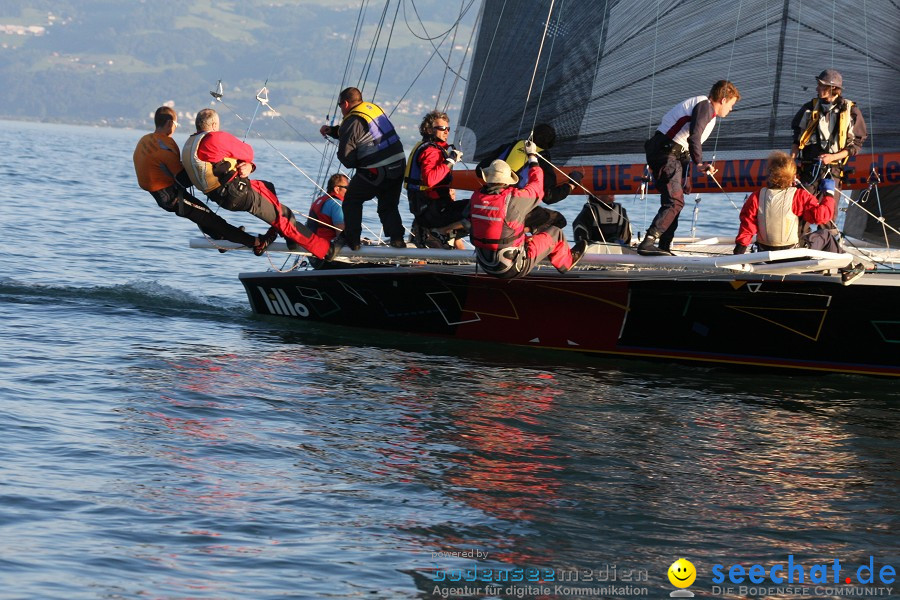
[{"xmin": 110, "ymin": 333, "xmax": 900, "ymax": 598}]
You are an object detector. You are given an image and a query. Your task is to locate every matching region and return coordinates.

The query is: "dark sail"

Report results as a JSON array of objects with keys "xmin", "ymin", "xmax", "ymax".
[{"xmin": 458, "ymin": 0, "xmax": 900, "ymax": 163}]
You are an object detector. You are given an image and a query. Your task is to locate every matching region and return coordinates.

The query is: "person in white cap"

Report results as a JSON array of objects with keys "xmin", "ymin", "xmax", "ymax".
[
  {"xmin": 468, "ymin": 142, "xmax": 586, "ymax": 278},
  {"xmin": 790, "ymin": 69, "xmax": 867, "ymax": 195}
]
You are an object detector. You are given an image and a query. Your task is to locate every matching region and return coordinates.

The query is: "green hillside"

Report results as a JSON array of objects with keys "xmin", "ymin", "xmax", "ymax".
[{"xmin": 0, "ymin": 0, "xmax": 478, "ymax": 140}]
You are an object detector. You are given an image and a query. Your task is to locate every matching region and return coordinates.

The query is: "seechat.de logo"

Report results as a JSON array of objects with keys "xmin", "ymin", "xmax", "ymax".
[{"xmin": 668, "ymin": 558, "xmax": 697, "ymax": 597}]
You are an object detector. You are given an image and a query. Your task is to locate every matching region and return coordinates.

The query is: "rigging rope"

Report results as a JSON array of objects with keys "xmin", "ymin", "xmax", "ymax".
[
  {"xmin": 442, "ymin": 4, "xmax": 480, "ymax": 115},
  {"xmin": 388, "ymin": 34, "xmax": 447, "ymax": 118},
  {"xmin": 390, "ymin": 0, "xmax": 478, "ymax": 119},
  {"xmin": 458, "ymin": 0, "xmax": 507, "ymax": 135},
  {"xmin": 358, "ymin": 0, "xmax": 391, "ymax": 95},
  {"xmin": 372, "ymin": 0, "xmax": 403, "ymax": 102},
  {"xmin": 647, "ymin": 0, "xmax": 661, "ymax": 139},
  {"xmin": 341, "ymin": 0, "xmax": 370, "ymax": 95},
  {"xmin": 529, "ymin": 0, "xmax": 565, "ymax": 136},
  {"xmin": 830, "ymin": 0, "xmax": 836, "ymax": 68},
  {"xmin": 789, "ymin": 0, "xmax": 802, "ymax": 112},
  {"xmin": 321, "ymin": 0, "xmax": 372, "ymax": 204},
  {"xmin": 516, "ymin": 0, "xmax": 556, "ymax": 140},
  {"xmin": 861, "ymin": 0, "xmax": 876, "ymax": 156},
  {"xmin": 710, "ymin": 0, "xmax": 744, "ymax": 159},
  {"xmin": 434, "ymin": 0, "xmax": 465, "ymax": 110},
  {"xmin": 404, "ymin": 0, "xmax": 476, "ymax": 78}
]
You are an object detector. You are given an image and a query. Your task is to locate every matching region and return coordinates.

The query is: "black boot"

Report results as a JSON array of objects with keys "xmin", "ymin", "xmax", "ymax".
[
  {"xmin": 559, "ymin": 240, "xmax": 588, "ymax": 273},
  {"xmin": 325, "ymin": 236, "xmax": 343, "ymax": 261},
  {"xmin": 637, "ymin": 228, "xmax": 673, "ymax": 256}
]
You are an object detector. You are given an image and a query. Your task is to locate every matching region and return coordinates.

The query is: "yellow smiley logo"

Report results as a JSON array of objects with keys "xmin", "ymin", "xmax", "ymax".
[{"xmin": 668, "ymin": 558, "xmax": 697, "ymax": 588}]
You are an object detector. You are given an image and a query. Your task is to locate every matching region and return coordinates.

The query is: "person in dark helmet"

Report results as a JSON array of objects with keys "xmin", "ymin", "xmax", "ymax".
[
  {"xmin": 790, "ymin": 69, "xmax": 868, "ymax": 284},
  {"xmin": 790, "ymin": 68, "xmax": 867, "ymax": 196}
]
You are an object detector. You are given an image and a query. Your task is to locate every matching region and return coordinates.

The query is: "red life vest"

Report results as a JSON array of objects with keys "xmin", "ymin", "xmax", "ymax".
[
  {"xmin": 306, "ymin": 194, "xmax": 338, "ymax": 241},
  {"xmin": 470, "ymin": 187, "xmax": 525, "ymax": 251}
]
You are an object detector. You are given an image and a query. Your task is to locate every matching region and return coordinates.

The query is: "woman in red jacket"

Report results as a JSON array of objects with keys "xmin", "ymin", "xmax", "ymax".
[{"xmin": 734, "ymin": 151, "xmax": 834, "ymax": 254}]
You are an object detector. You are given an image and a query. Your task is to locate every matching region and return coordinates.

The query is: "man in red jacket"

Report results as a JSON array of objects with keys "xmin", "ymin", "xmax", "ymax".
[
  {"xmin": 182, "ymin": 108, "xmax": 332, "ymax": 259},
  {"xmin": 405, "ymin": 110, "xmax": 469, "ymax": 249}
]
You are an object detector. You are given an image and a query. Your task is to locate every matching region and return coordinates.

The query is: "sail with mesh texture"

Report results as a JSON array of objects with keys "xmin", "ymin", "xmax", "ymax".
[{"xmin": 458, "ymin": 0, "xmax": 900, "ymax": 163}]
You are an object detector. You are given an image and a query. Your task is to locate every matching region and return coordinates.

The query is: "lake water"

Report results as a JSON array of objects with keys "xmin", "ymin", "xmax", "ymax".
[{"xmin": 1, "ymin": 119, "xmax": 898, "ymax": 600}]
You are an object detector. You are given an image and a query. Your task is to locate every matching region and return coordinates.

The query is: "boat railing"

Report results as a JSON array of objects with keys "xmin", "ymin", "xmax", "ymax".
[{"xmin": 191, "ymin": 237, "xmax": 861, "ymax": 276}]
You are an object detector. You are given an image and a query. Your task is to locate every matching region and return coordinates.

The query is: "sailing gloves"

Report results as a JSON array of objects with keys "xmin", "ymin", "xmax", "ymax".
[
  {"xmin": 820, "ymin": 177, "xmax": 836, "ymax": 197},
  {"xmin": 568, "ymin": 171, "xmax": 584, "ymax": 186},
  {"xmin": 733, "ymin": 244, "xmax": 748, "ymax": 255},
  {"xmin": 524, "ymin": 140, "xmax": 539, "ymax": 165},
  {"xmin": 446, "ymin": 148, "xmax": 464, "ymax": 166}
]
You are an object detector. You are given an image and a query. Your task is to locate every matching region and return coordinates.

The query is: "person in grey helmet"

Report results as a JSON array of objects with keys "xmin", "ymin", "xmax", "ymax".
[
  {"xmin": 790, "ymin": 69, "xmax": 868, "ymax": 285},
  {"xmin": 790, "ymin": 68, "xmax": 867, "ymax": 198}
]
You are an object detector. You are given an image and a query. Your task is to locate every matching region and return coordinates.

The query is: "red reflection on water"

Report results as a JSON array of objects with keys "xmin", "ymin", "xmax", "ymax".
[{"xmin": 396, "ymin": 365, "xmax": 570, "ymax": 566}]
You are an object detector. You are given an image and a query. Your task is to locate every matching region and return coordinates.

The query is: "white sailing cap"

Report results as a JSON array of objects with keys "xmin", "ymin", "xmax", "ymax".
[{"xmin": 481, "ymin": 159, "xmax": 519, "ymax": 185}]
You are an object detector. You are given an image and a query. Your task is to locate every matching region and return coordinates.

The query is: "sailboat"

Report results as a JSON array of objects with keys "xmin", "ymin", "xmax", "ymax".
[{"xmin": 194, "ymin": 0, "xmax": 900, "ymax": 377}]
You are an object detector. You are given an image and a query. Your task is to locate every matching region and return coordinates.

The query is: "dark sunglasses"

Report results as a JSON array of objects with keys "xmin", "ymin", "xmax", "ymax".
[{"xmin": 433, "ymin": 125, "xmax": 450, "ymax": 131}]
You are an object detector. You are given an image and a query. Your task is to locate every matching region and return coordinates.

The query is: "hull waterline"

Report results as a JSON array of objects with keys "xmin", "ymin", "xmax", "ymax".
[{"xmin": 239, "ymin": 265, "xmax": 900, "ymax": 377}]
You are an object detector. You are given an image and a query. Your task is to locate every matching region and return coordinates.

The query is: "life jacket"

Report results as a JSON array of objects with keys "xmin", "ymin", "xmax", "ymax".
[
  {"xmin": 797, "ymin": 97, "xmax": 854, "ymax": 164},
  {"xmin": 181, "ymin": 132, "xmax": 233, "ymax": 194},
  {"xmin": 757, "ymin": 187, "xmax": 800, "ymax": 248},
  {"xmin": 404, "ymin": 140, "xmax": 452, "ymax": 192},
  {"xmin": 499, "ymin": 140, "xmax": 544, "ymax": 188},
  {"xmin": 343, "ymin": 102, "xmax": 405, "ymax": 168},
  {"xmin": 404, "ymin": 139, "xmax": 452, "ymax": 215},
  {"xmin": 470, "ymin": 186, "xmax": 525, "ymax": 251},
  {"xmin": 306, "ymin": 194, "xmax": 339, "ymax": 241},
  {"xmin": 657, "ymin": 95, "xmax": 717, "ymax": 152}
]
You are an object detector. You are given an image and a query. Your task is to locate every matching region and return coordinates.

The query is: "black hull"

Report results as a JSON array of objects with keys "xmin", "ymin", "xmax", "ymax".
[{"xmin": 239, "ymin": 266, "xmax": 900, "ymax": 377}]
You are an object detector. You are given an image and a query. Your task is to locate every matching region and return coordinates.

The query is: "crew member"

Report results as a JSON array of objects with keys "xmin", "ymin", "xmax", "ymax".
[
  {"xmin": 734, "ymin": 151, "xmax": 835, "ymax": 253},
  {"xmin": 791, "ymin": 68, "xmax": 867, "ymax": 197},
  {"xmin": 790, "ymin": 69, "xmax": 868, "ymax": 283},
  {"xmin": 307, "ymin": 173, "xmax": 347, "ymax": 243},
  {"xmin": 475, "ymin": 123, "xmax": 582, "ymax": 235},
  {"xmin": 469, "ymin": 142, "xmax": 586, "ymax": 279},
  {"xmin": 639, "ymin": 80, "xmax": 741, "ymax": 256},
  {"xmin": 133, "ymin": 106, "xmax": 271, "ymax": 254},
  {"xmin": 182, "ymin": 108, "xmax": 332, "ymax": 260},
  {"xmin": 320, "ymin": 87, "xmax": 406, "ymax": 252},
  {"xmin": 405, "ymin": 110, "xmax": 469, "ymax": 249}
]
